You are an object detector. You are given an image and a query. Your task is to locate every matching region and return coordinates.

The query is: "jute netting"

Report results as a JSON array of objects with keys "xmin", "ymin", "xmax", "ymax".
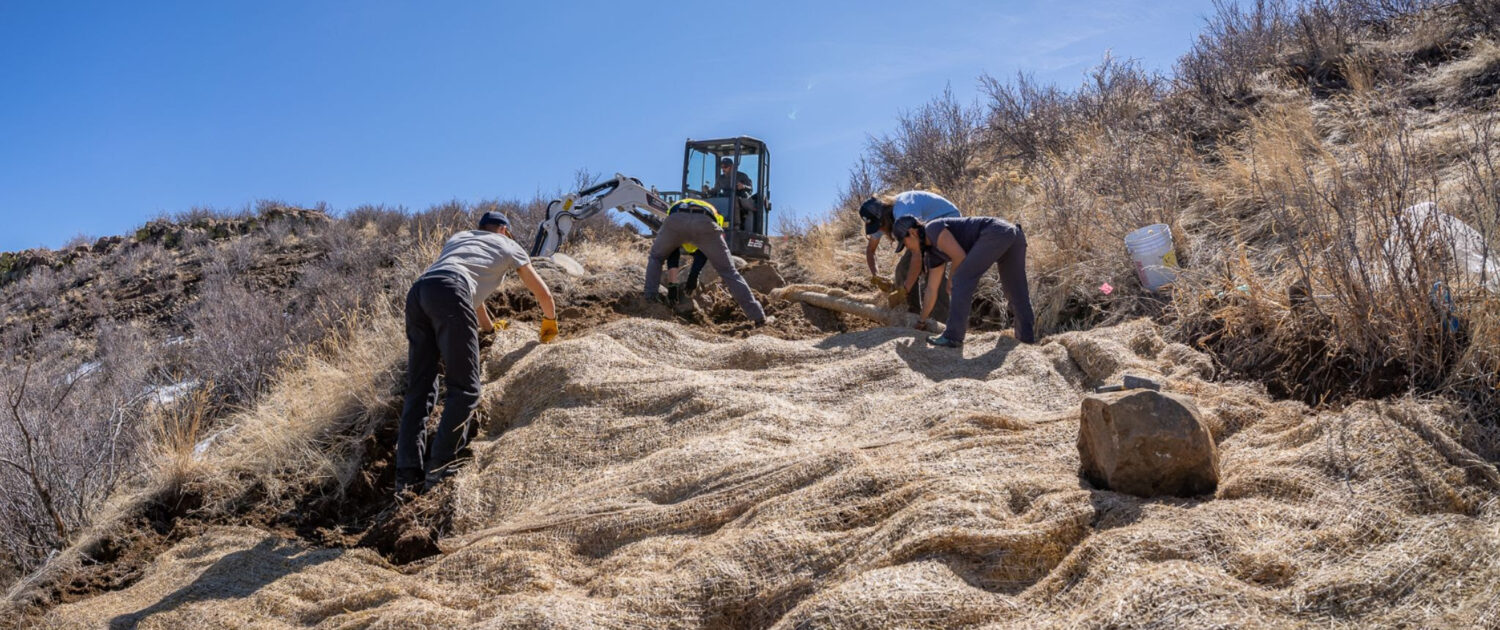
[{"xmin": 45, "ymin": 318, "xmax": 1500, "ymax": 628}]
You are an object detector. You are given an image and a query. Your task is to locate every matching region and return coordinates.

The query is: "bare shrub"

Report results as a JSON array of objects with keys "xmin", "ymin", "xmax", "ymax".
[
  {"xmin": 1077, "ymin": 55, "xmax": 1166, "ymax": 130},
  {"xmin": 979, "ymin": 71, "xmax": 1074, "ymax": 163},
  {"xmin": 186, "ymin": 275, "xmax": 297, "ymax": 405},
  {"xmin": 836, "ymin": 157, "xmax": 883, "ymax": 211},
  {"xmin": 203, "ymin": 234, "xmax": 264, "ymax": 277},
  {"xmin": 342, "ymin": 205, "xmax": 408, "ymax": 237},
  {"xmin": 866, "ymin": 85, "xmax": 983, "ymax": 193},
  {"xmin": 113, "ymin": 242, "xmax": 171, "ymax": 279},
  {"xmin": 60, "ymin": 235, "xmax": 92, "ymax": 250},
  {"xmin": 1455, "ymin": 0, "xmax": 1500, "ymax": 33},
  {"xmin": 1176, "ymin": 0, "xmax": 1290, "ymax": 106},
  {"xmin": 0, "ymin": 324, "xmax": 157, "ymax": 575},
  {"xmin": 1175, "ymin": 97, "xmax": 1498, "ymax": 413},
  {"xmin": 410, "ymin": 201, "xmax": 476, "ymax": 244}
]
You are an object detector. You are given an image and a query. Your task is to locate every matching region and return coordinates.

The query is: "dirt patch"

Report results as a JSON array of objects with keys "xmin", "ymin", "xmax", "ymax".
[
  {"xmin": 356, "ymin": 484, "xmax": 456, "ymax": 566},
  {"xmin": 487, "ymin": 262, "xmax": 878, "ymax": 342},
  {"xmin": 58, "ymin": 496, "xmax": 201, "ymax": 605},
  {"xmin": 251, "ymin": 409, "xmax": 462, "ymax": 567}
]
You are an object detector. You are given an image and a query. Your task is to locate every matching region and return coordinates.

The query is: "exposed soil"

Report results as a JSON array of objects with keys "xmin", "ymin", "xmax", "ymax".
[{"xmin": 487, "ymin": 262, "xmax": 882, "ymax": 343}]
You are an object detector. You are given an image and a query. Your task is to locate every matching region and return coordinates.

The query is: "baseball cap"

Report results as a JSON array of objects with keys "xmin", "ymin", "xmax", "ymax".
[
  {"xmin": 892, "ymin": 215, "xmax": 920, "ymax": 252},
  {"xmin": 478, "ymin": 211, "xmax": 510, "ymax": 228},
  {"xmin": 858, "ymin": 198, "xmax": 883, "ymax": 236}
]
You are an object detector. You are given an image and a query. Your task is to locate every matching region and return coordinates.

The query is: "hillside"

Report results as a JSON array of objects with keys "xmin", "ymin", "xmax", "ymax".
[
  {"xmin": 5, "ymin": 0, "xmax": 1500, "ymax": 627},
  {"xmin": 11, "ymin": 263, "xmax": 1500, "ymax": 626}
]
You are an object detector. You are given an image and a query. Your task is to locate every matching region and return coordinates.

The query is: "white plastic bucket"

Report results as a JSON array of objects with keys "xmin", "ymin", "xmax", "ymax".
[{"xmin": 1124, "ymin": 224, "xmax": 1178, "ymax": 292}]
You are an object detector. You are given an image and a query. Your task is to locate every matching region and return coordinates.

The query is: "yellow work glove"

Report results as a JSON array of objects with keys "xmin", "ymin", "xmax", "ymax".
[
  {"xmin": 493, "ymin": 319, "xmax": 510, "ymax": 332},
  {"xmin": 869, "ymin": 275, "xmax": 895, "ymax": 293},
  {"xmin": 539, "ymin": 318, "xmax": 558, "ymax": 344},
  {"xmin": 887, "ymin": 287, "xmax": 908, "ymax": 309}
]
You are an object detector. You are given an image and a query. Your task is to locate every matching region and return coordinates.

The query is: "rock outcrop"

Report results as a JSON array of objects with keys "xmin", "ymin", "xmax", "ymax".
[
  {"xmin": 741, "ymin": 262, "xmax": 787, "ymax": 294},
  {"xmin": 1078, "ymin": 389, "xmax": 1219, "ymax": 497}
]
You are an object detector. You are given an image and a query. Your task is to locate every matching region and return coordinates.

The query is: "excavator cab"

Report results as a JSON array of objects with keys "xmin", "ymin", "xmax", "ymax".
[{"xmin": 682, "ymin": 137, "xmax": 772, "ymax": 259}]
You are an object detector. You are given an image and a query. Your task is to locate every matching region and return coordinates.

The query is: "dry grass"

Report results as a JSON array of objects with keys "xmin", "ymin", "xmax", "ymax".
[{"xmin": 779, "ymin": 0, "xmax": 1500, "ymax": 417}]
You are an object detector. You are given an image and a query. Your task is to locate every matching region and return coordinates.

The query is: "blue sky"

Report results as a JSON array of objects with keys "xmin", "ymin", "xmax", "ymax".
[{"xmin": 0, "ymin": 0, "xmax": 1218, "ymax": 251}]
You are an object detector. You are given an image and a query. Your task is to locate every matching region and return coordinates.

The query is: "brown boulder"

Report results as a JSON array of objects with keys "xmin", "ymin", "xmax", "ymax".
[
  {"xmin": 1078, "ymin": 389, "xmax": 1219, "ymax": 497},
  {"xmin": 741, "ymin": 263, "xmax": 786, "ymax": 294}
]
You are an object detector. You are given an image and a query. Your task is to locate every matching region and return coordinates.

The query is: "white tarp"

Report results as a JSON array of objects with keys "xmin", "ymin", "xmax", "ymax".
[{"xmin": 1381, "ymin": 202, "xmax": 1499, "ymax": 291}]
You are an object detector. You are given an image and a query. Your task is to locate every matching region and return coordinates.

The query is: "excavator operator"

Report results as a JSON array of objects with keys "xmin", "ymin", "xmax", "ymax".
[
  {"xmin": 645, "ymin": 198, "xmax": 768, "ymax": 326},
  {"xmin": 713, "ymin": 156, "xmax": 752, "ymax": 197},
  {"xmin": 712, "ymin": 156, "xmax": 756, "ymax": 229}
]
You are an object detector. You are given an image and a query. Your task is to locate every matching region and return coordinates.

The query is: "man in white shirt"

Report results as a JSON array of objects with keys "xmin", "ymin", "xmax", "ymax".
[{"xmin": 397, "ymin": 211, "xmax": 558, "ymax": 495}]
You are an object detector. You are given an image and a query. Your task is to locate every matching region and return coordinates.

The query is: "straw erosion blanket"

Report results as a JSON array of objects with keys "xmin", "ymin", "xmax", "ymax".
[{"xmin": 42, "ymin": 319, "xmax": 1500, "ymax": 628}]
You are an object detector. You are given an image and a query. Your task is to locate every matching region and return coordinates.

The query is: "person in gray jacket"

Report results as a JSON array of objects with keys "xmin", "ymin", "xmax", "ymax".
[
  {"xmin": 644, "ymin": 198, "xmax": 768, "ymax": 326},
  {"xmin": 894, "ymin": 215, "xmax": 1035, "ymax": 347},
  {"xmin": 398, "ymin": 211, "xmax": 558, "ymax": 496}
]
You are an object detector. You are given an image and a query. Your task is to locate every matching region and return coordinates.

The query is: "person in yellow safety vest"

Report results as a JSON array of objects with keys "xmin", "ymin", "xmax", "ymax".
[
  {"xmin": 645, "ymin": 198, "xmax": 768, "ymax": 325},
  {"xmin": 665, "ymin": 199, "xmax": 725, "ymax": 304}
]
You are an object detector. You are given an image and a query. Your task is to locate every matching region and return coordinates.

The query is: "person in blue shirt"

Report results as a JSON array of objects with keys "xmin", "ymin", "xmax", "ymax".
[
  {"xmin": 859, "ymin": 191, "xmax": 961, "ymax": 318},
  {"xmin": 893, "ymin": 214, "xmax": 1035, "ymax": 347}
]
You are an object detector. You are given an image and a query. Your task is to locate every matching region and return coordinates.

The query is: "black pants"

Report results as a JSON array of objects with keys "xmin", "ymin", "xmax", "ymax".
[
  {"xmin": 398, "ymin": 271, "xmax": 482, "ymax": 480},
  {"xmin": 946, "ymin": 224, "xmax": 1034, "ymax": 344},
  {"xmin": 665, "ymin": 248, "xmax": 709, "ymax": 294}
]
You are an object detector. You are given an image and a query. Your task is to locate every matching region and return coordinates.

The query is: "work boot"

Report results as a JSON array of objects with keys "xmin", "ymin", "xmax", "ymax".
[
  {"xmin": 423, "ymin": 469, "xmax": 454, "ymax": 494},
  {"xmin": 395, "ymin": 467, "xmax": 425, "ymax": 500}
]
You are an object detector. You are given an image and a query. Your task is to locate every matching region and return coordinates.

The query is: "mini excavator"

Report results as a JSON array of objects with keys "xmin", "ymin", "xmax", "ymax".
[{"xmin": 530, "ymin": 136, "xmax": 773, "ymax": 260}]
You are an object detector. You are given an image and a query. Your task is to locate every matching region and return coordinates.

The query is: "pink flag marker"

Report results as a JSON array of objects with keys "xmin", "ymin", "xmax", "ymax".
[{"xmin": 1099, "ymin": 282, "xmax": 1114, "ymax": 295}]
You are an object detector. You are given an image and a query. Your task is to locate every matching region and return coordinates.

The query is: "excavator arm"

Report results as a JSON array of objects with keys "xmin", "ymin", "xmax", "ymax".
[{"xmin": 529, "ymin": 174, "xmax": 671, "ymax": 257}]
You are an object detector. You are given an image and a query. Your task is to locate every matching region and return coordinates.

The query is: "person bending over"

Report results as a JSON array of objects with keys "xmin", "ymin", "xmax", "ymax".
[
  {"xmin": 859, "ymin": 190, "xmax": 961, "ymax": 319},
  {"xmin": 397, "ymin": 211, "xmax": 558, "ymax": 496},
  {"xmin": 894, "ymin": 215, "xmax": 1035, "ymax": 347},
  {"xmin": 645, "ymin": 198, "xmax": 768, "ymax": 326}
]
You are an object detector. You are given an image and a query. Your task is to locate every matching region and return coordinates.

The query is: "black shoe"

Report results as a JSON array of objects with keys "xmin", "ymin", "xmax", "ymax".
[
  {"xmin": 395, "ymin": 467, "xmax": 425, "ymax": 499},
  {"xmin": 423, "ymin": 469, "xmax": 453, "ymax": 494},
  {"xmin": 926, "ymin": 335, "xmax": 962, "ymax": 348}
]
